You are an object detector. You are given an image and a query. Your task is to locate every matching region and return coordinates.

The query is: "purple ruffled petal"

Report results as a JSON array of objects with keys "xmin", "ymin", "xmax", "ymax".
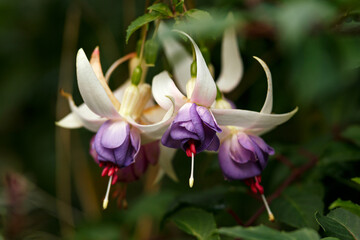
[
  {"xmin": 161, "ymin": 103, "xmax": 221, "ymax": 153},
  {"xmin": 218, "ymin": 131, "xmax": 274, "ymax": 180},
  {"xmin": 94, "ymin": 120, "xmax": 140, "ymax": 169},
  {"xmin": 218, "ymin": 140, "xmax": 262, "ymax": 180}
]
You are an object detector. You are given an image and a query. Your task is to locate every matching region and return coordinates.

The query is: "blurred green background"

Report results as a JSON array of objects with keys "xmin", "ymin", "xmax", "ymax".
[{"xmin": 1, "ymin": 0, "xmax": 360, "ymax": 239}]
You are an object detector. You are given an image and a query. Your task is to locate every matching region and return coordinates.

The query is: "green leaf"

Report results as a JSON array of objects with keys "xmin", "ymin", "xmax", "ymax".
[
  {"xmin": 148, "ymin": 3, "xmax": 172, "ymax": 17},
  {"xmin": 352, "ymin": 177, "xmax": 360, "ymax": 185},
  {"xmin": 175, "ymin": 0, "xmax": 184, "ymax": 13},
  {"xmin": 329, "ymin": 199, "xmax": 360, "ymax": 217},
  {"xmin": 315, "ymin": 208, "xmax": 360, "ymax": 240},
  {"xmin": 169, "ymin": 208, "xmax": 220, "ymax": 240},
  {"xmin": 275, "ymin": 1, "xmax": 335, "ymax": 48},
  {"xmin": 126, "ymin": 11, "xmax": 163, "ymax": 43},
  {"xmin": 287, "ymin": 228, "xmax": 322, "ymax": 240},
  {"xmin": 217, "ymin": 225, "xmax": 320, "ymax": 240},
  {"xmin": 320, "ymin": 142, "xmax": 360, "ymax": 166},
  {"xmin": 321, "ymin": 238, "xmax": 340, "ymax": 240},
  {"xmin": 271, "ymin": 185, "xmax": 324, "ymax": 230},
  {"xmin": 185, "ymin": 9, "xmax": 212, "ymax": 21},
  {"xmin": 342, "ymin": 125, "xmax": 360, "ymax": 147}
]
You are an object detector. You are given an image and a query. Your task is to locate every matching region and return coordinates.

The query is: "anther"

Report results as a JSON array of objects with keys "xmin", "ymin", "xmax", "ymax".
[
  {"xmin": 102, "ymin": 166, "xmax": 109, "ymax": 177},
  {"xmin": 108, "ymin": 167, "xmax": 115, "ymax": 177}
]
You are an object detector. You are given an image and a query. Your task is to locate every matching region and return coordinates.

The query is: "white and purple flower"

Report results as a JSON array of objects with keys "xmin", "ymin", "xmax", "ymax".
[{"xmin": 57, "ymin": 47, "xmax": 174, "ymax": 208}]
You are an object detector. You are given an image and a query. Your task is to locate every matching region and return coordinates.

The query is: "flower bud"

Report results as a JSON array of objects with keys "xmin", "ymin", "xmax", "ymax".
[
  {"xmin": 119, "ymin": 84, "xmax": 140, "ymax": 117},
  {"xmin": 131, "ymin": 66, "xmax": 142, "ymax": 86},
  {"xmin": 144, "ymin": 39, "xmax": 159, "ymax": 66}
]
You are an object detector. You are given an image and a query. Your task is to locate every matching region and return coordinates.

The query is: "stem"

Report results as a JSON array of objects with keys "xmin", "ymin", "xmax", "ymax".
[{"xmin": 138, "ymin": 25, "xmax": 147, "ymax": 63}]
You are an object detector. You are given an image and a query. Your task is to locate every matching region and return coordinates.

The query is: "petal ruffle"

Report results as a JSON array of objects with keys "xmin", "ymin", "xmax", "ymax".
[
  {"xmin": 76, "ymin": 49, "xmax": 121, "ymax": 119},
  {"xmin": 152, "ymin": 71, "xmax": 186, "ymax": 110},
  {"xmin": 175, "ymin": 31, "xmax": 217, "ymax": 107},
  {"xmin": 212, "ymin": 107, "xmax": 298, "ymax": 135},
  {"xmin": 216, "ymin": 24, "xmax": 243, "ymax": 93}
]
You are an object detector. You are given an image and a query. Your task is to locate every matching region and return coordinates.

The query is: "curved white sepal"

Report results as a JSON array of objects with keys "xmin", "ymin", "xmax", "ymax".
[
  {"xmin": 56, "ymin": 113, "xmax": 83, "ymax": 129},
  {"xmin": 126, "ymin": 96, "xmax": 175, "ymax": 139},
  {"xmin": 142, "ymin": 105, "xmax": 167, "ymax": 123},
  {"xmin": 159, "ymin": 22, "xmax": 192, "ymax": 94},
  {"xmin": 58, "ymin": 97, "xmax": 107, "ymax": 132},
  {"xmin": 76, "ymin": 49, "xmax": 121, "ymax": 119},
  {"xmin": 216, "ymin": 25, "xmax": 243, "ymax": 93},
  {"xmin": 254, "ymin": 56, "xmax": 273, "ymax": 114},
  {"xmin": 89, "ymin": 47, "xmax": 106, "ymax": 84},
  {"xmin": 175, "ymin": 31, "xmax": 217, "ymax": 107},
  {"xmin": 152, "ymin": 71, "xmax": 186, "ymax": 110},
  {"xmin": 213, "ymin": 107, "xmax": 298, "ymax": 133}
]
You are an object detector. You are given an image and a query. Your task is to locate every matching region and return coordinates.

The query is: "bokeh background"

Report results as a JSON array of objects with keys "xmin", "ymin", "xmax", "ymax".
[{"xmin": 1, "ymin": 0, "xmax": 360, "ymax": 239}]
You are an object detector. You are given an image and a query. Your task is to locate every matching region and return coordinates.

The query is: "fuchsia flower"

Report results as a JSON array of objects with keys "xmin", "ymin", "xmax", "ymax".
[
  {"xmin": 57, "ymin": 48, "xmax": 174, "ymax": 208},
  {"xmin": 158, "ymin": 23, "xmax": 297, "ymax": 221},
  {"xmin": 152, "ymin": 31, "xmax": 222, "ymax": 187}
]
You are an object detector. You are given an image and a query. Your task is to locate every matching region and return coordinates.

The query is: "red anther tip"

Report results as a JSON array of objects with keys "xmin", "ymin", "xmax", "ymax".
[
  {"xmin": 186, "ymin": 149, "xmax": 192, "ymax": 157},
  {"xmin": 112, "ymin": 174, "xmax": 118, "ymax": 185},
  {"xmin": 99, "ymin": 162, "xmax": 104, "ymax": 167},
  {"xmin": 250, "ymin": 184, "xmax": 258, "ymax": 194},
  {"xmin": 255, "ymin": 182, "xmax": 264, "ymax": 195},
  {"xmin": 108, "ymin": 167, "xmax": 115, "ymax": 177},
  {"xmin": 102, "ymin": 167, "xmax": 109, "ymax": 177}
]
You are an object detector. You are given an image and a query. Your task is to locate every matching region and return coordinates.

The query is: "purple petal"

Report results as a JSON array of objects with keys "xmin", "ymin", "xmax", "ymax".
[
  {"xmin": 101, "ymin": 120, "xmax": 129, "ymax": 148},
  {"xmin": 196, "ymin": 106, "xmax": 221, "ymax": 132},
  {"xmin": 250, "ymin": 135, "xmax": 275, "ymax": 155},
  {"xmin": 229, "ymin": 135, "xmax": 252, "ymax": 164},
  {"xmin": 218, "ymin": 140, "xmax": 262, "ymax": 180},
  {"xmin": 206, "ymin": 134, "xmax": 220, "ymax": 151}
]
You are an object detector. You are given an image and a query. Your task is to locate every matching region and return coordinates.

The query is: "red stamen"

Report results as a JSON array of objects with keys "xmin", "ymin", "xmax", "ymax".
[
  {"xmin": 185, "ymin": 140, "xmax": 197, "ymax": 157},
  {"xmin": 250, "ymin": 184, "xmax": 258, "ymax": 194},
  {"xmin": 102, "ymin": 167, "xmax": 109, "ymax": 177},
  {"xmin": 108, "ymin": 167, "xmax": 115, "ymax": 177},
  {"xmin": 255, "ymin": 182, "xmax": 264, "ymax": 194},
  {"xmin": 189, "ymin": 141, "xmax": 196, "ymax": 154},
  {"xmin": 99, "ymin": 162, "xmax": 104, "ymax": 167},
  {"xmin": 186, "ymin": 149, "xmax": 192, "ymax": 157},
  {"xmin": 112, "ymin": 174, "xmax": 118, "ymax": 185}
]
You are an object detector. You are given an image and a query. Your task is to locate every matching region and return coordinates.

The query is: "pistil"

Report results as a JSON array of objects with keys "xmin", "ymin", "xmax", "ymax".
[
  {"xmin": 99, "ymin": 162, "xmax": 120, "ymax": 209},
  {"xmin": 103, "ymin": 175, "xmax": 113, "ymax": 210},
  {"xmin": 245, "ymin": 176, "xmax": 275, "ymax": 222},
  {"xmin": 186, "ymin": 140, "xmax": 196, "ymax": 188}
]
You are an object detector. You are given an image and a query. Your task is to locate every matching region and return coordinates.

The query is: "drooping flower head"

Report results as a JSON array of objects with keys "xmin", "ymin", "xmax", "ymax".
[
  {"xmin": 90, "ymin": 137, "xmax": 160, "ymax": 208},
  {"xmin": 152, "ymin": 30, "xmax": 222, "ymax": 187},
  {"xmin": 57, "ymin": 47, "xmax": 174, "ymax": 209}
]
